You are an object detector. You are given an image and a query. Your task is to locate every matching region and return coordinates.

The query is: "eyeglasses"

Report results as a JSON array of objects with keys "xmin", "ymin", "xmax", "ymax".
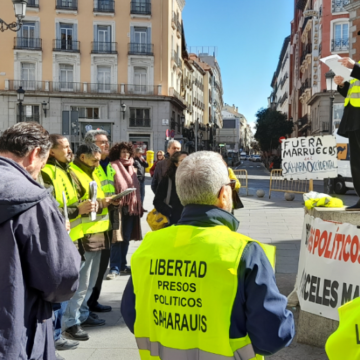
[
  {"xmin": 217, "ymin": 179, "xmax": 236, "ymax": 198},
  {"xmin": 95, "ymin": 141, "xmax": 110, "ymax": 146}
]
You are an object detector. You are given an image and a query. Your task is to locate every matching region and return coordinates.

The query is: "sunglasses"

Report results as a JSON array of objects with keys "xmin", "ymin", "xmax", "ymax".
[{"xmin": 217, "ymin": 179, "xmax": 236, "ymax": 198}]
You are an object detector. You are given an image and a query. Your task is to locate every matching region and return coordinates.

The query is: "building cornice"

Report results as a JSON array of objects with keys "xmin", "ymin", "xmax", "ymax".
[
  {"xmin": 344, "ymin": 1, "xmax": 360, "ymax": 14},
  {"xmin": 177, "ymin": 0, "xmax": 186, "ymax": 12}
]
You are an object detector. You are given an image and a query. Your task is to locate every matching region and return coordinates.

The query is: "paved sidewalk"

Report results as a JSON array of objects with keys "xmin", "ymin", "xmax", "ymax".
[{"xmin": 63, "ymin": 182, "xmax": 328, "ymax": 360}]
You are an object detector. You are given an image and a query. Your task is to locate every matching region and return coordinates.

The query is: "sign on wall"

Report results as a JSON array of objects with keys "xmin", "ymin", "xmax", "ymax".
[
  {"xmin": 281, "ymin": 136, "xmax": 338, "ymax": 180},
  {"xmin": 296, "ymin": 215, "xmax": 360, "ymax": 321}
]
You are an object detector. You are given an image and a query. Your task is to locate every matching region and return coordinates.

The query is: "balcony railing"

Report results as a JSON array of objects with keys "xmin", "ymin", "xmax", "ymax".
[
  {"xmin": 56, "ymin": 0, "xmax": 78, "ymax": 10},
  {"xmin": 5, "ymin": 81, "xmax": 161, "ymax": 96},
  {"xmin": 27, "ymin": 0, "xmax": 39, "ymax": 8},
  {"xmin": 53, "ymin": 39, "xmax": 80, "ymax": 52},
  {"xmin": 17, "ymin": 115, "xmax": 40, "ymax": 123},
  {"xmin": 129, "ymin": 118, "xmax": 151, "ymax": 127},
  {"xmin": 130, "ymin": 1, "xmax": 151, "ymax": 15},
  {"xmin": 14, "ymin": 37, "xmax": 42, "ymax": 50},
  {"xmin": 169, "ymin": 87, "xmax": 186, "ymax": 105},
  {"xmin": 94, "ymin": 0, "xmax": 115, "ymax": 13},
  {"xmin": 171, "ymin": 50, "xmax": 182, "ymax": 67},
  {"xmin": 128, "ymin": 43, "xmax": 154, "ymax": 55},
  {"xmin": 332, "ymin": 0, "xmax": 350, "ymax": 13},
  {"xmin": 51, "ymin": 82, "xmax": 82, "ymax": 92},
  {"xmin": 331, "ymin": 38, "xmax": 349, "ymax": 52},
  {"xmin": 123, "ymin": 84, "xmax": 157, "ymax": 95},
  {"xmin": 91, "ymin": 42, "xmax": 117, "ymax": 54}
]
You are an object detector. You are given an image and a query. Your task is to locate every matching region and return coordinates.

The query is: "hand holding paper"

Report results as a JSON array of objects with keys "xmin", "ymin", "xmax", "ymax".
[
  {"xmin": 89, "ymin": 181, "xmax": 97, "ymax": 222},
  {"xmin": 320, "ymin": 55, "xmax": 353, "ymax": 82}
]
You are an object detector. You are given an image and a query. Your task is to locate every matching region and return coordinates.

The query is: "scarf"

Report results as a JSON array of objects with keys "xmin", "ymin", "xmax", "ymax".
[{"xmin": 111, "ymin": 158, "xmax": 142, "ymax": 216}]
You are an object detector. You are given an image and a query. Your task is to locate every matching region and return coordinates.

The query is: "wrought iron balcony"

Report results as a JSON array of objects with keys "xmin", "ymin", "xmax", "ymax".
[
  {"xmin": 128, "ymin": 43, "xmax": 154, "ymax": 56},
  {"xmin": 14, "ymin": 37, "xmax": 42, "ymax": 50},
  {"xmin": 171, "ymin": 50, "xmax": 182, "ymax": 67},
  {"xmin": 9, "ymin": 80, "xmax": 45, "ymax": 91},
  {"xmin": 27, "ymin": 0, "xmax": 39, "ymax": 8},
  {"xmin": 332, "ymin": 0, "xmax": 350, "ymax": 13},
  {"xmin": 88, "ymin": 83, "xmax": 118, "ymax": 93},
  {"xmin": 51, "ymin": 82, "xmax": 82, "ymax": 92},
  {"xmin": 129, "ymin": 118, "xmax": 151, "ymax": 127},
  {"xmin": 331, "ymin": 38, "xmax": 350, "ymax": 52},
  {"xmin": 91, "ymin": 42, "xmax": 117, "ymax": 54},
  {"xmin": 130, "ymin": 1, "xmax": 151, "ymax": 15},
  {"xmin": 123, "ymin": 84, "xmax": 156, "ymax": 95},
  {"xmin": 53, "ymin": 39, "xmax": 80, "ymax": 52},
  {"xmin": 56, "ymin": 0, "xmax": 78, "ymax": 10},
  {"xmin": 17, "ymin": 115, "xmax": 40, "ymax": 123},
  {"xmin": 94, "ymin": 0, "xmax": 115, "ymax": 13}
]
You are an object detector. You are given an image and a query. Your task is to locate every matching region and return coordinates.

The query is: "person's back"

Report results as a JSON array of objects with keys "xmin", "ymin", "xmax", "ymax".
[
  {"xmin": 122, "ymin": 151, "xmax": 294, "ymax": 359},
  {"xmin": 0, "ymin": 123, "xmax": 80, "ymax": 360}
]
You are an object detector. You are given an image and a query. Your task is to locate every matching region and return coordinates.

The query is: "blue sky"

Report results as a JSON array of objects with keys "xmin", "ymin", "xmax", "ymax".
[{"xmin": 182, "ymin": 0, "xmax": 294, "ymax": 128}]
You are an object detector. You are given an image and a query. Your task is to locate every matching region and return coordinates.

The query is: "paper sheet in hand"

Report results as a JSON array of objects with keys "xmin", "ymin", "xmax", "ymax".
[
  {"xmin": 111, "ymin": 188, "xmax": 136, "ymax": 201},
  {"xmin": 89, "ymin": 181, "xmax": 97, "ymax": 221},
  {"xmin": 62, "ymin": 191, "xmax": 69, "ymax": 220},
  {"xmin": 320, "ymin": 55, "xmax": 352, "ymax": 81}
]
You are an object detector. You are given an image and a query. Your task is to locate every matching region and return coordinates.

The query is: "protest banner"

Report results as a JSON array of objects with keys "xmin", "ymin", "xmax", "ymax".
[
  {"xmin": 295, "ymin": 215, "xmax": 360, "ymax": 321},
  {"xmin": 281, "ymin": 136, "xmax": 338, "ymax": 180}
]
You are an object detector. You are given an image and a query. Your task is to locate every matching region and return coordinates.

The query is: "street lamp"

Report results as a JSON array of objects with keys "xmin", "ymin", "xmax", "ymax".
[
  {"xmin": 325, "ymin": 70, "xmax": 336, "ymax": 135},
  {"xmin": 17, "ymin": 86, "xmax": 25, "ymax": 122},
  {"xmin": 42, "ymin": 100, "xmax": 49, "ymax": 118},
  {"xmin": 0, "ymin": 0, "xmax": 28, "ymax": 32},
  {"xmin": 120, "ymin": 102, "xmax": 126, "ymax": 120}
]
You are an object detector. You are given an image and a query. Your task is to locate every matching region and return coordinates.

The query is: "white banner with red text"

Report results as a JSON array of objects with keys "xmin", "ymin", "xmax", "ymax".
[{"xmin": 295, "ymin": 214, "xmax": 360, "ymax": 321}]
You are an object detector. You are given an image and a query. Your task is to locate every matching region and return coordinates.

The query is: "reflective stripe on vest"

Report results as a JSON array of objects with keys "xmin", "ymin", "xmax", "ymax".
[
  {"xmin": 70, "ymin": 163, "xmax": 110, "ymax": 235},
  {"xmin": 325, "ymin": 297, "xmax": 360, "ymax": 360},
  {"xmin": 131, "ymin": 225, "xmax": 274, "ymax": 360},
  {"xmin": 344, "ymin": 64, "xmax": 360, "ymax": 107},
  {"xmin": 41, "ymin": 164, "xmax": 84, "ymax": 241},
  {"xmin": 95, "ymin": 164, "xmax": 116, "ymax": 197}
]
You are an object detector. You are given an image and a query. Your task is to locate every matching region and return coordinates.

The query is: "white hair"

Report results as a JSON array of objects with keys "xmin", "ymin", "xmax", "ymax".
[
  {"xmin": 84, "ymin": 129, "xmax": 108, "ymax": 143},
  {"xmin": 167, "ymin": 139, "xmax": 181, "ymax": 149},
  {"xmin": 176, "ymin": 151, "xmax": 229, "ymax": 206}
]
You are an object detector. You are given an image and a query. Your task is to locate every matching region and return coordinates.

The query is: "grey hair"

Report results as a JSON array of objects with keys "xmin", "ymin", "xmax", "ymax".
[
  {"xmin": 176, "ymin": 151, "xmax": 229, "ymax": 206},
  {"xmin": 84, "ymin": 129, "xmax": 108, "ymax": 143},
  {"xmin": 167, "ymin": 139, "xmax": 181, "ymax": 149}
]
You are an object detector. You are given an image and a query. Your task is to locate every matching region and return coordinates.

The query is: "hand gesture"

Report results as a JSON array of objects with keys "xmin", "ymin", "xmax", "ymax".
[
  {"xmin": 338, "ymin": 57, "xmax": 355, "ymax": 69},
  {"xmin": 334, "ymin": 75, "xmax": 345, "ymax": 86},
  {"xmin": 101, "ymin": 197, "xmax": 114, "ymax": 208},
  {"xmin": 78, "ymin": 199, "xmax": 96, "ymax": 215},
  {"xmin": 65, "ymin": 220, "xmax": 71, "ymax": 232}
]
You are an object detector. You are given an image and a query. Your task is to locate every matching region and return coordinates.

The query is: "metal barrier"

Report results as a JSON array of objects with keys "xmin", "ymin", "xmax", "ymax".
[
  {"xmin": 234, "ymin": 170, "xmax": 249, "ymax": 196},
  {"xmin": 269, "ymin": 169, "xmax": 313, "ymax": 199}
]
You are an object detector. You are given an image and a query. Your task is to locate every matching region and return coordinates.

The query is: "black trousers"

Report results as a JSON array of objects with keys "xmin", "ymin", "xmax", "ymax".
[
  {"xmin": 348, "ymin": 130, "xmax": 360, "ymax": 198},
  {"xmin": 87, "ymin": 231, "xmax": 112, "ymax": 309}
]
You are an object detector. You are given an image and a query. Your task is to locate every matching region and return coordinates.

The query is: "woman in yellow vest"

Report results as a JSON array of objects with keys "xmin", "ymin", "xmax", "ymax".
[{"xmin": 121, "ymin": 151, "xmax": 294, "ymax": 360}]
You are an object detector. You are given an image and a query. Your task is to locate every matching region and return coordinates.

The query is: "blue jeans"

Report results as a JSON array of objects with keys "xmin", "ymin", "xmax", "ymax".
[
  {"xmin": 140, "ymin": 180, "xmax": 145, "ymax": 205},
  {"xmin": 62, "ymin": 251, "xmax": 101, "ymax": 330},
  {"xmin": 110, "ymin": 213, "xmax": 135, "ymax": 274},
  {"xmin": 53, "ymin": 301, "xmax": 68, "ymax": 341}
]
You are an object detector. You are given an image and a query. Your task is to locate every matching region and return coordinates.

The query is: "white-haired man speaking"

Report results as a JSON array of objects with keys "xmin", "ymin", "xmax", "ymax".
[{"xmin": 121, "ymin": 151, "xmax": 294, "ymax": 360}]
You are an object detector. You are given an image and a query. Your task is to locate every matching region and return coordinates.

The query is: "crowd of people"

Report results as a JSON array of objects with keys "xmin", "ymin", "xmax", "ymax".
[{"xmin": 0, "ymin": 122, "xmax": 295, "ymax": 360}]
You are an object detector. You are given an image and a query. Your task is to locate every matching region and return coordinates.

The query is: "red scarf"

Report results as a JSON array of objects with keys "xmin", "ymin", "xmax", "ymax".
[{"xmin": 111, "ymin": 158, "xmax": 142, "ymax": 216}]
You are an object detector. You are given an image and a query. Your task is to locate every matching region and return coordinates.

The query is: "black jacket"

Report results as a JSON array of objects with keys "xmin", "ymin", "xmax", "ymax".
[
  {"xmin": 0, "ymin": 157, "xmax": 80, "ymax": 360},
  {"xmin": 151, "ymin": 153, "xmax": 170, "ymax": 193},
  {"xmin": 153, "ymin": 175, "xmax": 183, "ymax": 225},
  {"xmin": 133, "ymin": 156, "xmax": 149, "ymax": 182},
  {"xmin": 337, "ymin": 63, "xmax": 360, "ymax": 137}
]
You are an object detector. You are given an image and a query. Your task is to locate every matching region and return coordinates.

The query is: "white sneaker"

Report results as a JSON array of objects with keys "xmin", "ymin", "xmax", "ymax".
[{"xmin": 106, "ymin": 273, "xmax": 117, "ymax": 280}]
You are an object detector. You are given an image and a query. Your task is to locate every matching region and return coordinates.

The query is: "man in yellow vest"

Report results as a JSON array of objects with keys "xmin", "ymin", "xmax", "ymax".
[
  {"xmin": 62, "ymin": 143, "xmax": 112, "ymax": 341},
  {"xmin": 41, "ymin": 135, "xmax": 97, "ymax": 354},
  {"xmin": 84, "ymin": 130, "xmax": 116, "ymax": 314},
  {"xmin": 121, "ymin": 151, "xmax": 295, "ymax": 360},
  {"xmin": 335, "ymin": 57, "xmax": 360, "ymax": 210}
]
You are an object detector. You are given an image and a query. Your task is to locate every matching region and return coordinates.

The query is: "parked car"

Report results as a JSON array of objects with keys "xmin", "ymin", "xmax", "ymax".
[
  {"xmin": 253, "ymin": 155, "xmax": 262, "ymax": 162},
  {"xmin": 227, "ymin": 150, "xmax": 240, "ymax": 167},
  {"xmin": 249, "ymin": 155, "xmax": 256, "ymax": 162},
  {"xmin": 240, "ymin": 152, "xmax": 247, "ymax": 161}
]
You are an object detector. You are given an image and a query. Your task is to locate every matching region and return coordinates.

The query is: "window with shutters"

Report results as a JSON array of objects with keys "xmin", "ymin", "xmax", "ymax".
[
  {"xmin": 15, "ymin": 22, "xmax": 41, "ymax": 50},
  {"xmin": 59, "ymin": 64, "xmax": 74, "ymax": 91},
  {"xmin": 21, "ymin": 63, "xmax": 36, "ymax": 90},
  {"xmin": 129, "ymin": 26, "xmax": 153, "ymax": 55},
  {"xmin": 134, "ymin": 67, "xmax": 147, "ymax": 93},
  {"xmin": 71, "ymin": 107, "xmax": 100, "ymax": 119},
  {"xmin": 18, "ymin": 105, "xmax": 40, "ymax": 123},
  {"xmin": 331, "ymin": 21, "xmax": 349, "ymax": 52},
  {"xmin": 97, "ymin": 66, "xmax": 111, "ymax": 92},
  {"xmin": 129, "ymin": 108, "xmax": 151, "ymax": 127}
]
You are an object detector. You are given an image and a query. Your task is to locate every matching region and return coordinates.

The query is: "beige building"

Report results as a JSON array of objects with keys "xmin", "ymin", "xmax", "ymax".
[{"xmin": 0, "ymin": 0, "xmax": 188, "ymax": 152}]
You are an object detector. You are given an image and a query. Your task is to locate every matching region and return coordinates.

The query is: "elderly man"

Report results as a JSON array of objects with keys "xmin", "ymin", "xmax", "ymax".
[
  {"xmin": 0, "ymin": 123, "xmax": 80, "ymax": 360},
  {"xmin": 151, "ymin": 139, "xmax": 181, "ymax": 193},
  {"xmin": 121, "ymin": 151, "xmax": 294, "ymax": 359},
  {"xmin": 84, "ymin": 129, "xmax": 115, "ymax": 313}
]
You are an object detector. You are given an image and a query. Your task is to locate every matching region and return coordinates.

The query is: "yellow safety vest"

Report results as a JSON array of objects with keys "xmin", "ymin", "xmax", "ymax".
[
  {"xmin": 41, "ymin": 164, "xmax": 84, "ymax": 241},
  {"xmin": 325, "ymin": 297, "xmax": 360, "ymax": 360},
  {"xmin": 70, "ymin": 163, "xmax": 110, "ymax": 235},
  {"xmin": 344, "ymin": 61, "xmax": 360, "ymax": 107},
  {"xmin": 131, "ymin": 225, "xmax": 276, "ymax": 360},
  {"xmin": 95, "ymin": 163, "xmax": 116, "ymax": 196}
]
